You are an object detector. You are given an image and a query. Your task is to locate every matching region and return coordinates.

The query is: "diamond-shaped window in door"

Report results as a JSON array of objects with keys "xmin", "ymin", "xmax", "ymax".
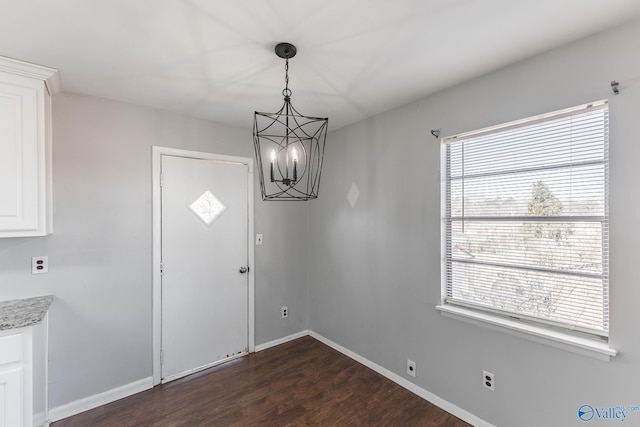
[{"xmin": 189, "ymin": 190, "xmax": 227, "ymax": 226}]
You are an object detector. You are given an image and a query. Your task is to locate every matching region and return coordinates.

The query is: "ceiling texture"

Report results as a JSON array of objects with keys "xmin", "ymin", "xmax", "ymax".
[{"xmin": 2, "ymin": 0, "xmax": 640, "ymax": 131}]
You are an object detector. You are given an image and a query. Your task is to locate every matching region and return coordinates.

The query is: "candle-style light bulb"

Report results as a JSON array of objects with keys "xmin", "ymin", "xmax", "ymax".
[
  {"xmin": 291, "ymin": 147, "xmax": 298, "ymax": 182},
  {"xmin": 270, "ymin": 149, "xmax": 276, "ymax": 182}
]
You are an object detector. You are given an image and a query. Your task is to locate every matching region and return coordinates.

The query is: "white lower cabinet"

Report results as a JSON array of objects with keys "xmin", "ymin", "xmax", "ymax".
[
  {"xmin": 0, "ymin": 365, "xmax": 23, "ymax": 426},
  {"xmin": 0, "ymin": 319, "xmax": 48, "ymax": 427}
]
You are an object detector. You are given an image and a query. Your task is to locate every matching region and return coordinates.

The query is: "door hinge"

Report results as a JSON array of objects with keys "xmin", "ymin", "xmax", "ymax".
[
  {"xmin": 160, "ymin": 262, "xmax": 164, "ymax": 275},
  {"xmin": 159, "ymin": 173, "xmax": 164, "ymax": 187},
  {"xmin": 160, "ymin": 350, "xmax": 164, "ymax": 365}
]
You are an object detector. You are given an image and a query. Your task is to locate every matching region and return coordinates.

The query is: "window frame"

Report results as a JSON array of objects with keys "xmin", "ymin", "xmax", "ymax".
[{"xmin": 437, "ymin": 101, "xmax": 616, "ymax": 360}]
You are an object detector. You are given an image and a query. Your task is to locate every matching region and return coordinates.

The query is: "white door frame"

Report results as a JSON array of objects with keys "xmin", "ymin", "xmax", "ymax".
[{"xmin": 151, "ymin": 146, "xmax": 255, "ymax": 386}]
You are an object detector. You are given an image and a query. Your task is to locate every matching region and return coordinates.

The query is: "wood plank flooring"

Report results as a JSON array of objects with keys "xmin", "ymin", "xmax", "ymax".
[{"xmin": 52, "ymin": 336, "xmax": 471, "ymax": 426}]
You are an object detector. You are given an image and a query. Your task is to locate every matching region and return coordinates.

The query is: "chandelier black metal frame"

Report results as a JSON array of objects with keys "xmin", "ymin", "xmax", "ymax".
[{"xmin": 253, "ymin": 42, "xmax": 329, "ymax": 201}]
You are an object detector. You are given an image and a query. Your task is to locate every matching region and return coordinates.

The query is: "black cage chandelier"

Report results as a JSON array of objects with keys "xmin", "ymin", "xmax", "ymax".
[{"xmin": 253, "ymin": 43, "xmax": 329, "ymax": 201}]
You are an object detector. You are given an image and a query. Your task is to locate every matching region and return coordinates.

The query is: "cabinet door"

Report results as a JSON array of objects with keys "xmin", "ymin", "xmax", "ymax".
[
  {"xmin": 0, "ymin": 367, "xmax": 23, "ymax": 427},
  {"xmin": 0, "ymin": 73, "xmax": 46, "ymax": 236}
]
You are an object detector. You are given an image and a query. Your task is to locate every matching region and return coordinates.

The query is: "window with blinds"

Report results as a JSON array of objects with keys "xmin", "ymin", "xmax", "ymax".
[{"xmin": 441, "ymin": 101, "xmax": 609, "ymax": 338}]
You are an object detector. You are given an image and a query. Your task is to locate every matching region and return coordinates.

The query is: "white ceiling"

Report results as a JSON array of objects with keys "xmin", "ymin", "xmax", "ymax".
[{"xmin": 2, "ymin": 0, "xmax": 640, "ymax": 131}]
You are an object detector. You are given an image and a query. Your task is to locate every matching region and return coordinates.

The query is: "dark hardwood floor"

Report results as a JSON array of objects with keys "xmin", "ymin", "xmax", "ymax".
[{"xmin": 52, "ymin": 336, "xmax": 471, "ymax": 426}]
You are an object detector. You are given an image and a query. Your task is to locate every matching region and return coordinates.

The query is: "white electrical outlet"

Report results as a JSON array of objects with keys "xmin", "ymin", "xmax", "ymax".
[
  {"xmin": 407, "ymin": 359, "xmax": 417, "ymax": 378},
  {"xmin": 32, "ymin": 256, "xmax": 48, "ymax": 274},
  {"xmin": 281, "ymin": 306, "xmax": 288, "ymax": 318},
  {"xmin": 483, "ymin": 370, "xmax": 495, "ymax": 391}
]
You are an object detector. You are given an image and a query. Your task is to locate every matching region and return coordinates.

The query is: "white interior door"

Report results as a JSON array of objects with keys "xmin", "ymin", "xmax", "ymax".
[{"xmin": 160, "ymin": 154, "xmax": 249, "ymax": 382}]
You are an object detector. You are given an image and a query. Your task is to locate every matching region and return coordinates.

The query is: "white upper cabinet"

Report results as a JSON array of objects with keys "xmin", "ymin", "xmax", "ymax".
[{"xmin": 0, "ymin": 56, "xmax": 60, "ymax": 238}]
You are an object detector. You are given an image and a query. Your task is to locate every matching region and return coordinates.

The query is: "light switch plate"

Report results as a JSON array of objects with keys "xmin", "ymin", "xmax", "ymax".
[{"xmin": 256, "ymin": 234, "xmax": 264, "ymax": 245}]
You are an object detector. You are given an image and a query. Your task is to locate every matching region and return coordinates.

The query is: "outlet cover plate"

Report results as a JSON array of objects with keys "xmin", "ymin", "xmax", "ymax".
[
  {"xmin": 407, "ymin": 359, "xmax": 417, "ymax": 378},
  {"xmin": 32, "ymin": 256, "xmax": 48, "ymax": 274},
  {"xmin": 483, "ymin": 370, "xmax": 495, "ymax": 391}
]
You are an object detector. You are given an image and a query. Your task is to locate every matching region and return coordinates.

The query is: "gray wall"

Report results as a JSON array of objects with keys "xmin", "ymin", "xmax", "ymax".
[
  {"xmin": 309, "ymin": 18, "xmax": 640, "ymax": 427},
  {"xmin": 0, "ymin": 93, "xmax": 310, "ymax": 408}
]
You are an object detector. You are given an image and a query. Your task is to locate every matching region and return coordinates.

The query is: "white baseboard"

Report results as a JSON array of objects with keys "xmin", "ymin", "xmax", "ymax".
[
  {"xmin": 48, "ymin": 377, "xmax": 153, "ymax": 422},
  {"xmin": 255, "ymin": 330, "xmax": 309, "ymax": 352},
  {"xmin": 308, "ymin": 331, "xmax": 493, "ymax": 427},
  {"xmin": 48, "ymin": 331, "xmax": 308, "ymax": 423},
  {"xmin": 48, "ymin": 333, "xmax": 489, "ymax": 426}
]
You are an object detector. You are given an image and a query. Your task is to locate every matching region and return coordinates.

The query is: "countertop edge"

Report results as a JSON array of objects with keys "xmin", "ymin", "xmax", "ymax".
[{"xmin": 0, "ymin": 295, "xmax": 54, "ymax": 331}]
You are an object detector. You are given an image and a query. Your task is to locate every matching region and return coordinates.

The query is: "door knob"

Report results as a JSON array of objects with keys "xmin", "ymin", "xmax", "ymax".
[{"xmin": 239, "ymin": 266, "xmax": 249, "ymax": 274}]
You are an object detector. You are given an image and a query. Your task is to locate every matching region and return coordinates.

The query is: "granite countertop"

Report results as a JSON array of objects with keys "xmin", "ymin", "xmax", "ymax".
[{"xmin": 0, "ymin": 295, "xmax": 54, "ymax": 331}]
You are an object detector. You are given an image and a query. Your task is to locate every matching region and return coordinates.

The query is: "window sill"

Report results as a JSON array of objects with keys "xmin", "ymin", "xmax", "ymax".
[{"xmin": 435, "ymin": 304, "xmax": 617, "ymax": 362}]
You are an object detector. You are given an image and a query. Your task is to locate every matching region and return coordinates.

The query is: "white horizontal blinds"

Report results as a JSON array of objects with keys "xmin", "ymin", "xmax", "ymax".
[{"xmin": 443, "ymin": 101, "xmax": 609, "ymax": 337}]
